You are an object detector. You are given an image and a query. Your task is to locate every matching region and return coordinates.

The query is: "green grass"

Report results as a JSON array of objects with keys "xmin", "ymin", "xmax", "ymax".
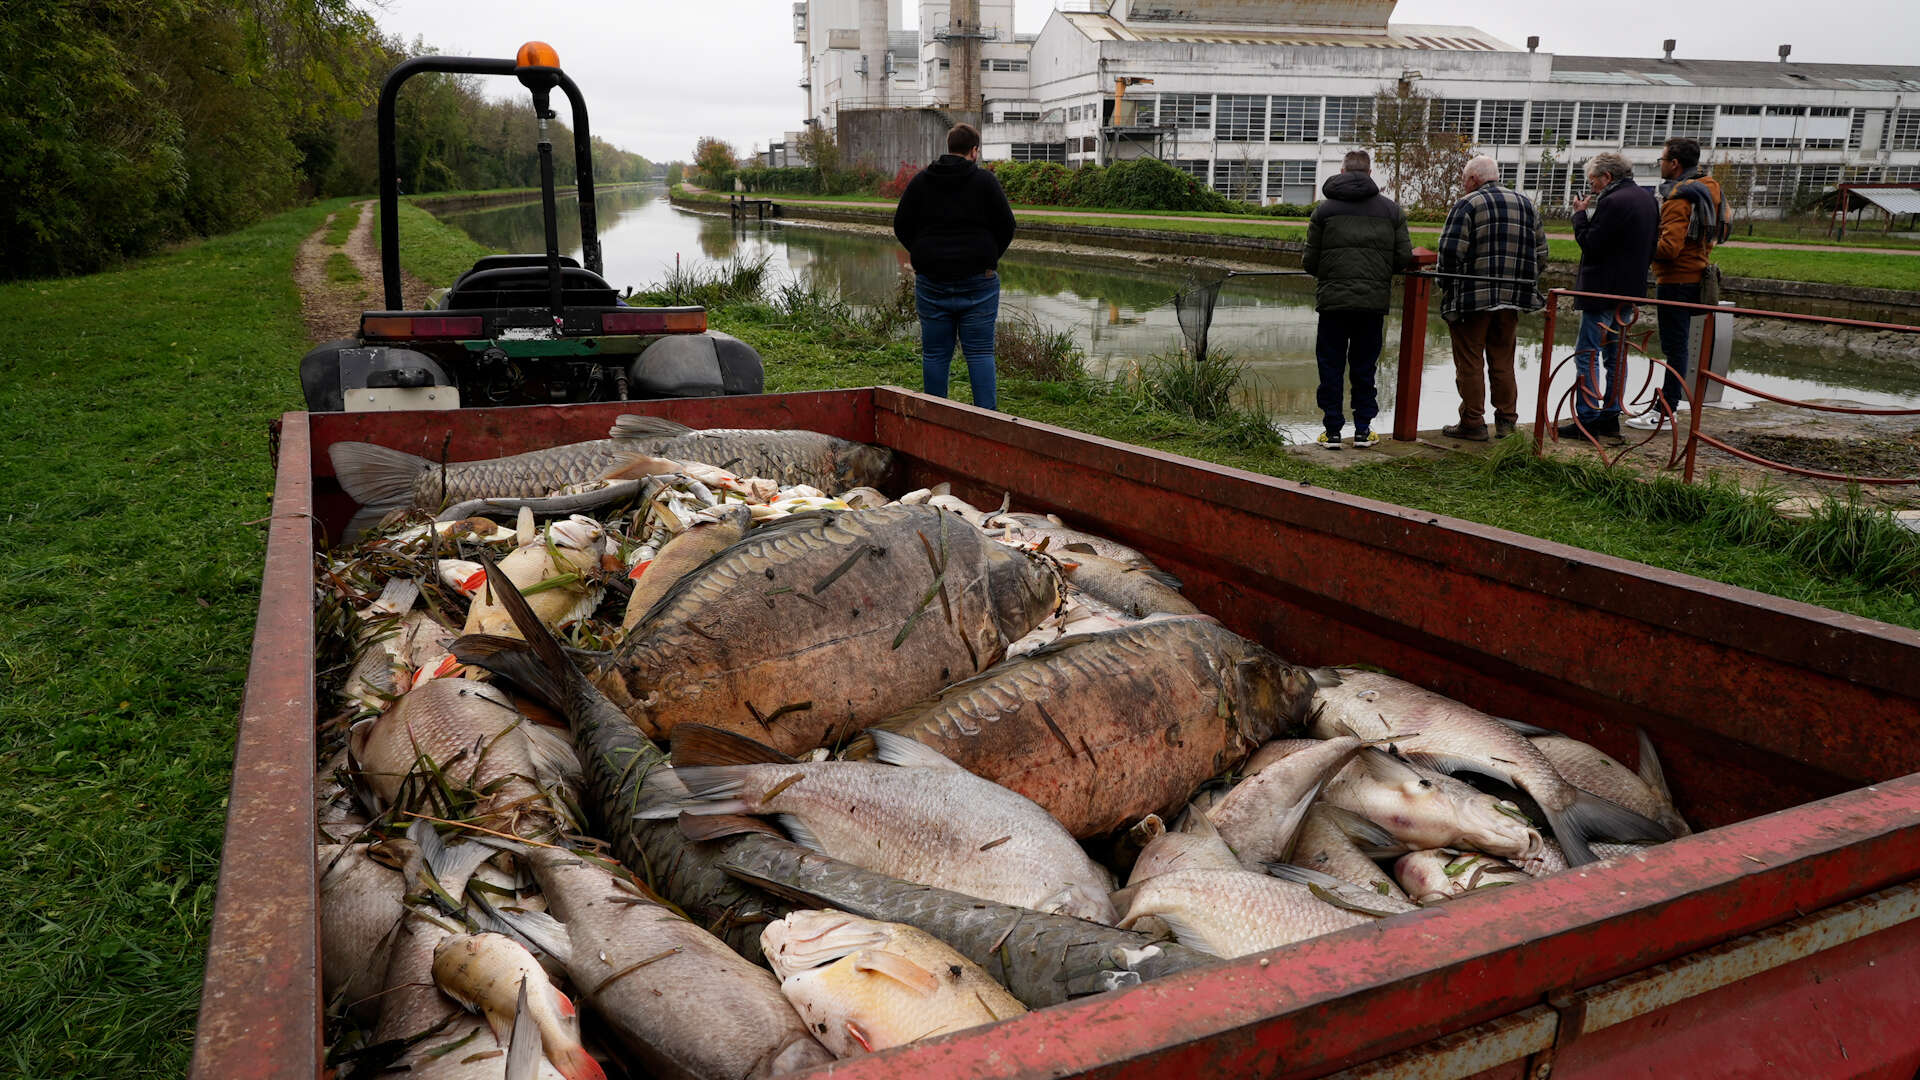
[
  {"xmin": 324, "ymin": 251, "xmax": 361, "ymax": 283},
  {"xmin": 377, "ymin": 200, "xmax": 496, "ymax": 291},
  {"xmin": 0, "ymin": 197, "xmax": 353, "ymax": 1078},
  {"xmin": 320, "ymin": 201, "xmax": 361, "ymax": 247}
]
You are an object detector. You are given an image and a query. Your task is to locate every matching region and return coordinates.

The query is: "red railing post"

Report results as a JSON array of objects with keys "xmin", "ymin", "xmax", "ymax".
[
  {"xmin": 1682, "ymin": 310, "xmax": 1716, "ymax": 484},
  {"xmin": 1534, "ymin": 291, "xmax": 1560, "ymax": 456},
  {"xmin": 1393, "ymin": 248, "xmax": 1438, "ymax": 442}
]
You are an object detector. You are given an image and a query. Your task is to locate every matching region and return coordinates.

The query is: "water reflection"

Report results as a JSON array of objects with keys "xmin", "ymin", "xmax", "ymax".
[{"xmin": 440, "ymin": 186, "xmax": 1920, "ymax": 439}]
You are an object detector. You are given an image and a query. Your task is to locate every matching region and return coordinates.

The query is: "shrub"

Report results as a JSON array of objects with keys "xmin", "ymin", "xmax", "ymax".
[
  {"xmin": 995, "ymin": 309, "xmax": 1086, "ymax": 382},
  {"xmin": 1063, "ymin": 164, "xmax": 1108, "ymax": 207},
  {"xmin": 878, "ymin": 162, "xmax": 920, "ymax": 199},
  {"xmin": 1093, "ymin": 158, "xmax": 1238, "ymax": 213},
  {"xmin": 1129, "ymin": 348, "xmax": 1248, "ymax": 421}
]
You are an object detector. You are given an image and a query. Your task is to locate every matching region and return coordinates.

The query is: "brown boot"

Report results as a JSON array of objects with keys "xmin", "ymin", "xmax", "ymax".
[
  {"xmin": 1442, "ymin": 422, "xmax": 1490, "ymax": 441},
  {"xmin": 1494, "ymin": 418, "xmax": 1516, "ymax": 438}
]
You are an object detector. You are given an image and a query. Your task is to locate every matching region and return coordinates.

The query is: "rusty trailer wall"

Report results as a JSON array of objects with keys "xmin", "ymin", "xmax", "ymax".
[{"xmin": 192, "ymin": 389, "xmax": 1920, "ymax": 1080}]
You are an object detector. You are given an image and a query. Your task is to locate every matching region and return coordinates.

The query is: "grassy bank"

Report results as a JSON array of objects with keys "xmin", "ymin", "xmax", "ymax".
[
  {"xmin": 677, "ymin": 186, "xmax": 1920, "ymax": 292},
  {"xmin": 3, "ymin": 196, "xmax": 1913, "ymax": 1079}
]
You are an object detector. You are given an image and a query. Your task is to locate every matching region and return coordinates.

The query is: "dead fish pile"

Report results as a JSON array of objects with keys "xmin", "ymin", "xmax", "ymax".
[{"xmin": 308, "ymin": 421, "xmax": 1693, "ymax": 1076}]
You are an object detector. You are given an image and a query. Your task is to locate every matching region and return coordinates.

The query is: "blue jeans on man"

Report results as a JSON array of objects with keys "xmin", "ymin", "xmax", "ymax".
[
  {"xmin": 1314, "ymin": 311, "xmax": 1384, "ymax": 437},
  {"xmin": 1572, "ymin": 306, "xmax": 1633, "ymax": 428},
  {"xmin": 1652, "ymin": 282, "xmax": 1702, "ymax": 414},
  {"xmin": 915, "ymin": 272, "xmax": 999, "ymax": 411}
]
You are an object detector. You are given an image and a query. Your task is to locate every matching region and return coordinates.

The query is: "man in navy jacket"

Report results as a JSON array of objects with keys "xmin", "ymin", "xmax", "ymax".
[
  {"xmin": 893, "ymin": 124, "xmax": 1017, "ymax": 410},
  {"xmin": 1563, "ymin": 151, "xmax": 1658, "ymax": 439}
]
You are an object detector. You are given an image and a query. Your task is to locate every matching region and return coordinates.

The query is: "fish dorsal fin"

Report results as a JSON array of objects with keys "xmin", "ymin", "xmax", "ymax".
[
  {"xmin": 1128, "ymin": 566, "xmax": 1184, "ymax": 589},
  {"xmin": 1318, "ymin": 805, "xmax": 1403, "ymax": 855},
  {"xmin": 1176, "ymin": 806, "xmax": 1222, "ymax": 839},
  {"xmin": 1355, "ymin": 747, "xmax": 1426, "ymax": 786},
  {"xmin": 671, "ymin": 723, "xmax": 799, "ymax": 767},
  {"xmin": 1636, "ymin": 728, "xmax": 1673, "ymax": 802},
  {"xmin": 1490, "ymin": 716, "xmax": 1559, "ymax": 738},
  {"xmin": 1060, "ymin": 542, "xmax": 1098, "ymax": 555},
  {"xmin": 864, "ymin": 729, "xmax": 963, "ymax": 771},
  {"xmin": 611, "ymin": 414, "xmax": 692, "ymax": 440},
  {"xmin": 1306, "ymin": 667, "xmax": 1344, "ymax": 690},
  {"xmin": 851, "ymin": 949, "xmax": 941, "ymax": 996}
]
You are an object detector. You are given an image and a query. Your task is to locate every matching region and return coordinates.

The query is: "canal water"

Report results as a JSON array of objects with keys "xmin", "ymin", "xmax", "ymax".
[{"xmin": 440, "ymin": 184, "xmax": 1920, "ymax": 442}]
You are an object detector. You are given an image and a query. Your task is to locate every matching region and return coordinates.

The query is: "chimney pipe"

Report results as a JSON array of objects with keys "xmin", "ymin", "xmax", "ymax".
[
  {"xmin": 1662, "ymin": 39, "xmax": 1675, "ymax": 62},
  {"xmin": 1527, "ymin": 35, "xmax": 1539, "ymax": 53},
  {"xmin": 1778, "ymin": 43, "xmax": 1792, "ymax": 62}
]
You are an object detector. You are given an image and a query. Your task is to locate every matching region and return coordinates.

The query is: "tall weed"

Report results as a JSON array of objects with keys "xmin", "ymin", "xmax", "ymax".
[{"xmin": 996, "ymin": 309, "xmax": 1086, "ymax": 382}]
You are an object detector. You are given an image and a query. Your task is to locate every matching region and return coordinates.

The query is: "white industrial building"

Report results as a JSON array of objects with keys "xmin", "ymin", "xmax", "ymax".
[{"xmin": 786, "ymin": 0, "xmax": 1920, "ymax": 213}]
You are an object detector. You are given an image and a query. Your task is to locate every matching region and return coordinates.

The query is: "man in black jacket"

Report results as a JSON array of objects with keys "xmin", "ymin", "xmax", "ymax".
[
  {"xmin": 1303, "ymin": 151, "xmax": 1414, "ymax": 449},
  {"xmin": 1563, "ymin": 151, "xmax": 1658, "ymax": 440},
  {"xmin": 892, "ymin": 124, "xmax": 1017, "ymax": 410}
]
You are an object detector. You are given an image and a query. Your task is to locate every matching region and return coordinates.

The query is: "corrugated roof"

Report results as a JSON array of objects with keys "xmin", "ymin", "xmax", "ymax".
[
  {"xmin": 1850, "ymin": 187, "xmax": 1920, "ymax": 215},
  {"xmin": 1550, "ymin": 55, "xmax": 1920, "ymax": 91},
  {"xmin": 1060, "ymin": 11, "xmax": 1510, "ymax": 50}
]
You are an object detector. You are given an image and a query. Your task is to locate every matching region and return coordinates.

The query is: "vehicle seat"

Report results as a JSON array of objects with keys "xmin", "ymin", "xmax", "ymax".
[{"xmin": 440, "ymin": 256, "xmax": 619, "ymax": 309}]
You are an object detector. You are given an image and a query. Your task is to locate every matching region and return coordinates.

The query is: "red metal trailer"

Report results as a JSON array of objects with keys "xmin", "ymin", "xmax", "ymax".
[{"xmin": 193, "ymin": 388, "xmax": 1920, "ymax": 1080}]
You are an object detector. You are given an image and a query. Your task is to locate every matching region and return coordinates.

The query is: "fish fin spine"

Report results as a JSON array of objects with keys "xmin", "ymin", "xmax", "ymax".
[{"xmin": 670, "ymin": 723, "xmax": 800, "ymax": 767}]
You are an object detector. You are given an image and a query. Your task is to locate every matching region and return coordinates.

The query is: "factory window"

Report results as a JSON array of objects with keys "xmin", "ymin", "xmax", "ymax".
[
  {"xmin": 1719, "ymin": 105, "xmax": 1762, "ymax": 115},
  {"xmin": 1528, "ymin": 101, "xmax": 1576, "ymax": 145},
  {"xmin": 1844, "ymin": 165, "xmax": 1882, "ymax": 184},
  {"xmin": 1623, "ymin": 103, "xmax": 1670, "ymax": 146},
  {"xmin": 1803, "ymin": 138, "xmax": 1844, "ymax": 150},
  {"xmin": 1323, "ymin": 96, "xmax": 1373, "ymax": 141},
  {"xmin": 1524, "ymin": 162, "xmax": 1570, "ymax": 204},
  {"xmin": 1213, "ymin": 159, "xmax": 1263, "ymax": 201},
  {"xmin": 1760, "ymin": 137, "xmax": 1799, "ymax": 149},
  {"xmin": 1170, "ymin": 159, "xmax": 1209, "ymax": 181},
  {"xmin": 1433, "ymin": 99, "xmax": 1477, "ymax": 137},
  {"xmin": 1576, "ymin": 102, "xmax": 1622, "ymax": 142},
  {"xmin": 1808, "ymin": 106, "xmax": 1851, "ymax": 117},
  {"xmin": 1067, "ymin": 106, "xmax": 1080, "ymax": 121},
  {"xmin": 1010, "ymin": 142, "xmax": 1066, "ymax": 162},
  {"xmin": 1799, "ymin": 165, "xmax": 1841, "ymax": 192},
  {"xmin": 1669, "ymin": 104, "xmax": 1713, "ymax": 141},
  {"xmin": 1750, "ymin": 164, "xmax": 1797, "ymax": 208},
  {"xmin": 1267, "ymin": 160, "xmax": 1317, "ymax": 204},
  {"xmin": 982, "ymin": 59, "xmax": 1028, "ymax": 72},
  {"xmin": 1269, "ymin": 96, "xmax": 1319, "ymax": 142},
  {"xmin": 938, "ymin": 59, "xmax": 949, "ymax": 69},
  {"xmin": 1765, "ymin": 105, "xmax": 1807, "ymax": 116},
  {"xmin": 1160, "ymin": 93, "xmax": 1212, "ymax": 130},
  {"xmin": 1216, "ymin": 94, "xmax": 1267, "ymax": 141},
  {"xmin": 1478, "ymin": 100, "xmax": 1524, "ymax": 145},
  {"xmin": 1498, "ymin": 162, "xmax": 1518, "ymax": 187},
  {"xmin": 1885, "ymin": 165, "xmax": 1920, "ymax": 183},
  {"xmin": 1891, "ymin": 110, "xmax": 1920, "ymax": 151},
  {"xmin": 1848, "ymin": 110, "xmax": 1870, "ymax": 148},
  {"xmin": 1001, "ymin": 111, "xmax": 1042, "ymax": 122},
  {"xmin": 1082, "ymin": 136, "xmax": 1098, "ymax": 152},
  {"xmin": 1714, "ymin": 137, "xmax": 1756, "ymax": 148}
]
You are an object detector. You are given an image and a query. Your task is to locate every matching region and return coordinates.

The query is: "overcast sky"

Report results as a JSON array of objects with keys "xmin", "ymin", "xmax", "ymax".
[{"xmin": 358, "ymin": 0, "xmax": 1918, "ymax": 163}]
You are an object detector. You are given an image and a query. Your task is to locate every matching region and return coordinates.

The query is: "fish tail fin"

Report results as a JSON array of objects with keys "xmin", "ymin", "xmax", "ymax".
[
  {"xmin": 451, "ymin": 548, "xmax": 595, "ymax": 711},
  {"xmin": 549, "ymin": 1043, "xmax": 607, "ymax": 1080},
  {"xmin": 1635, "ymin": 728, "xmax": 1693, "ymax": 837},
  {"xmin": 669, "ymin": 723, "xmax": 799, "ymax": 767},
  {"xmin": 1547, "ymin": 787, "xmax": 1674, "ymax": 867},
  {"xmin": 452, "ymin": 633, "xmax": 563, "ymax": 708},
  {"xmin": 864, "ymin": 729, "xmax": 963, "ymax": 771},
  {"xmin": 328, "ymin": 441, "xmax": 427, "ymax": 511}
]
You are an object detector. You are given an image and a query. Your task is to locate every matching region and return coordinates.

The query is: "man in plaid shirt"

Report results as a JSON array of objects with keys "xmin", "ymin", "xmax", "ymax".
[{"xmin": 1437, "ymin": 156, "xmax": 1551, "ymax": 440}]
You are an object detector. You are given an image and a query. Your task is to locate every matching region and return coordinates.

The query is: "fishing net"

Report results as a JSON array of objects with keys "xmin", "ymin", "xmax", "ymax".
[{"xmin": 1172, "ymin": 265, "xmax": 1233, "ymax": 363}]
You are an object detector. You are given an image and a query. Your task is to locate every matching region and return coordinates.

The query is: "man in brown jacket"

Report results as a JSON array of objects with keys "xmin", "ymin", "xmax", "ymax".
[{"xmin": 1629, "ymin": 137, "xmax": 1725, "ymax": 429}]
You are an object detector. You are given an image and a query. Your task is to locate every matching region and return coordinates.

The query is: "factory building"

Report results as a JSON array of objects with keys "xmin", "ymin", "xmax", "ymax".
[{"xmin": 787, "ymin": 0, "xmax": 1920, "ymax": 214}]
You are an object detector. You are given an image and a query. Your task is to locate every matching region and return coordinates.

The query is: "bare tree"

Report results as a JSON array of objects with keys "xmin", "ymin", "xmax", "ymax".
[{"xmin": 1358, "ymin": 80, "xmax": 1475, "ymax": 212}]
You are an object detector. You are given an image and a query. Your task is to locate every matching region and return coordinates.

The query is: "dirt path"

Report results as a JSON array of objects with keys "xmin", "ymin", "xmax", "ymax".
[{"xmin": 294, "ymin": 200, "xmax": 434, "ymax": 343}]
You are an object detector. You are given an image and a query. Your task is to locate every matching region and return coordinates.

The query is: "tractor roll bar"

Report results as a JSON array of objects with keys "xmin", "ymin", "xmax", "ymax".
[{"xmin": 376, "ymin": 55, "xmax": 602, "ymax": 310}]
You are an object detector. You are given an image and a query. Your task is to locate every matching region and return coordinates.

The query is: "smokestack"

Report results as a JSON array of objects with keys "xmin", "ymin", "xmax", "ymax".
[
  {"xmin": 1527, "ymin": 35, "xmax": 1539, "ymax": 53},
  {"xmin": 860, "ymin": 0, "xmax": 887, "ymax": 100},
  {"xmin": 1662, "ymin": 39, "xmax": 1675, "ymax": 62},
  {"xmin": 1778, "ymin": 43, "xmax": 1792, "ymax": 62}
]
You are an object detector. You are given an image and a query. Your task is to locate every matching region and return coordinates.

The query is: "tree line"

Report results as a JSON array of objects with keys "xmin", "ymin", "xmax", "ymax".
[{"xmin": 1, "ymin": 1, "xmax": 654, "ymax": 280}]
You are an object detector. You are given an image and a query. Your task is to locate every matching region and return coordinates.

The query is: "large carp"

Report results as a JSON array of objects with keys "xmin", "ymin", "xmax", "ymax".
[
  {"xmin": 330, "ymin": 415, "xmax": 893, "ymax": 517},
  {"xmin": 853, "ymin": 617, "xmax": 1316, "ymax": 837},
  {"xmin": 598, "ymin": 505, "xmax": 1060, "ymax": 756}
]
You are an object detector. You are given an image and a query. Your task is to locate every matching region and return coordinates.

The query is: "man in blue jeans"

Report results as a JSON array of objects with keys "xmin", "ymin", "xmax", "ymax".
[
  {"xmin": 892, "ymin": 123, "xmax": 1017, "ymax": 410},
  {"xmin": 1562, "ymin": 151, "xmax": 1658, "ymax": 440}
]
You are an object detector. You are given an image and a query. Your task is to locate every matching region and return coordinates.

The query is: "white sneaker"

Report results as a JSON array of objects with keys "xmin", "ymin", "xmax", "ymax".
[{"xmin": 1624, "ymin": 412, "xmax": 1669, "ymax": 431}]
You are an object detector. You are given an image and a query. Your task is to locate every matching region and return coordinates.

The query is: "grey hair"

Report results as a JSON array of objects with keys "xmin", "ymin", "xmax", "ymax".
[
  {"xmin": 1463, "ymin": 156, "xmax": 1499, "ymax": 184},
  {"xmin": 1585, "ymin": 151, "xmax": 1632, "ymax": 183}
]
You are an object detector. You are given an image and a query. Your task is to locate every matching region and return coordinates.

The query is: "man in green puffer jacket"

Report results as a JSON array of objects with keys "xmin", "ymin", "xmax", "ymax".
[{"xmin": 1303, "ymin": 151, "xmax": 1415, "ymax": 449}]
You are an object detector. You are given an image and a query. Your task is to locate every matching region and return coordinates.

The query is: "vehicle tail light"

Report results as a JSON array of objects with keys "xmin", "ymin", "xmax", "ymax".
[
  {"xmin": 601, "ymin": 308, "xmax": 708, "ymax": 334},
  {"xmin": 363, "ymin": 315, "xmax": 484, "ymax": 338}
]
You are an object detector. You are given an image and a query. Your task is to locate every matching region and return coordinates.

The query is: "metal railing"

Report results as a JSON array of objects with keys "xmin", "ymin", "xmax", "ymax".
[{"xmin": 1533, "ymin": 288, "xmax": 1920, "ymax": 485}]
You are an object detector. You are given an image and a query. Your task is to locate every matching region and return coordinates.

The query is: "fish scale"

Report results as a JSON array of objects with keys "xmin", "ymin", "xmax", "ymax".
[{"xmin": 859, "ymin": 618, "xmax": 1314, "ymax": 838}]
